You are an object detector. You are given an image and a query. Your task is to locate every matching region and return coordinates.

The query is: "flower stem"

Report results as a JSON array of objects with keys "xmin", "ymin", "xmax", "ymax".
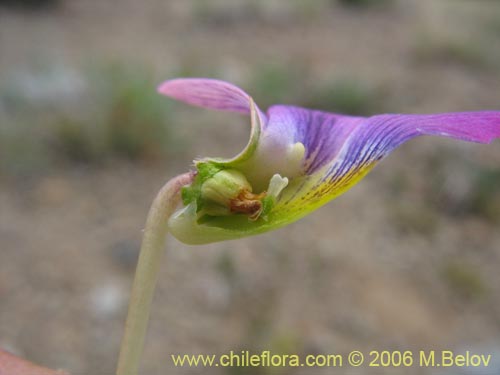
[{"xmin": 116, "ymin": 172, "xmax": 193, "ymax": 375}]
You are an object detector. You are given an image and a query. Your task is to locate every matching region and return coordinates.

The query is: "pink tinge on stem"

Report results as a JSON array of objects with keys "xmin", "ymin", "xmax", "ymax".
[{"xmin": 0, "ymin": 349, "xmax": 69, "ymax": 375}]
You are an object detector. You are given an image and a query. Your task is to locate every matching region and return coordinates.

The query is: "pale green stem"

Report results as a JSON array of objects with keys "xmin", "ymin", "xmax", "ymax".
[{"xmin": 116, "ymin": 172, "xmax": 194, "ymax": 375}]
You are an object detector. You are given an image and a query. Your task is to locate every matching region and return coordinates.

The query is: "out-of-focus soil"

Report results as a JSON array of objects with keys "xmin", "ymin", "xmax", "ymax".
[{"xmin": 1, "ymin": 1, "xmax": 500, "ymax": 374}]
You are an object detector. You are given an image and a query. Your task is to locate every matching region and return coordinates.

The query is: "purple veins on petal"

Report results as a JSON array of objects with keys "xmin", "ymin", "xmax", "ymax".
[
  {"xmin": 268, "ymin": 109, "xmax": 500, "ymax": 179},
  {"xmin": 264, "ymin": 105, "xmax": 363, "ymax": 174},
  {"xmin": 349, "ymin": 112, "xmax": 500, "ymax": 164}
]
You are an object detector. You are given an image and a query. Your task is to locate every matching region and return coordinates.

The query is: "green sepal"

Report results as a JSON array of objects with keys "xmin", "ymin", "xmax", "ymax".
[{"xmin": 181, "ymin": 162, "xmax": 224, "ymax": 210}]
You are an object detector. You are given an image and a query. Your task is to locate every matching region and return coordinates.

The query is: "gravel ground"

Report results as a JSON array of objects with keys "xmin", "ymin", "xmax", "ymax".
[{"xmin": 1, "ymin": 1, "xmax": 500, "ymax": 374}]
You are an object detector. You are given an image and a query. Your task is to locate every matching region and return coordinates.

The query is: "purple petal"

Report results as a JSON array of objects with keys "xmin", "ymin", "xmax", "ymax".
[
  {"xmin": 158, "ymin": 78, "xmax": 253, "ymax": 114},
  {"xmin": 262, "ymin": 107, "xmax": 500, "ymax": 211},
  {"xmin": 332, "ymin": 111, "xmax": 500, "ymax": 178},
  {"xmin": 266, "ymin": 108, "xmax": 500, "ymax": 176}
]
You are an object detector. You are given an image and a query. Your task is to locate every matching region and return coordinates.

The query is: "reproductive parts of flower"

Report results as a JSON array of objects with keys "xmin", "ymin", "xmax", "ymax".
[{"xmin": 181, "ymin": 159, "xmax": 297, "ymax": 222}]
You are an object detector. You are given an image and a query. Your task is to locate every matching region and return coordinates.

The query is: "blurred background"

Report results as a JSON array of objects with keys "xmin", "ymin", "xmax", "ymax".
[{"xmin": 1, "ymin": 0, "xmax": 500, "ymax": 374}]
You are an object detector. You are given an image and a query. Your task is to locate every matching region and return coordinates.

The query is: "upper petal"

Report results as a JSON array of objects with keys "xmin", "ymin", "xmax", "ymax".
[
  {"xmin": 158, "ymin": 78, "xmax": 268, "ymax": 172},
  {"xmin": 158, "ymin": 78, "xmax": 255, "ymax": 114}
]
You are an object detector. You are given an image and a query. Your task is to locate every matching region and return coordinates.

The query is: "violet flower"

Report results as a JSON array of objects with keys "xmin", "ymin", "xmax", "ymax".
[{"xmin": 158, "ymin": 78, "xmax": 500, "ymax": 244}]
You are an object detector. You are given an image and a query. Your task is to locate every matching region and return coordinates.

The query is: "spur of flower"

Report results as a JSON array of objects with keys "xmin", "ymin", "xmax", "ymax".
[{"xmin": 158, "ymin": 78, "xmax": 500, "ymax": 244}]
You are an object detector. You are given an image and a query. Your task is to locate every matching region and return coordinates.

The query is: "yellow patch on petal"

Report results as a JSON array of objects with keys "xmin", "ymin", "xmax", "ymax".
[{"xmin": 273, "ymin": 161, "xmax": 378, "ymax": 222}]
